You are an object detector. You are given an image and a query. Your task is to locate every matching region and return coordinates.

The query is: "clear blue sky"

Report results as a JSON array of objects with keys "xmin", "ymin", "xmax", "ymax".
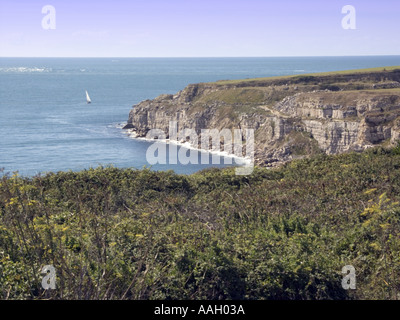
[{"xmin": 0, "ymin": 0, "xmax": 399, "ymax": 57}]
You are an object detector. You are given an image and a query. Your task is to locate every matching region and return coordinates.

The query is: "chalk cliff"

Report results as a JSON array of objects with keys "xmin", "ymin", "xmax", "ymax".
[{"xmin": 124, "ymin": 67, "xmax": 400, "ymax": 166}]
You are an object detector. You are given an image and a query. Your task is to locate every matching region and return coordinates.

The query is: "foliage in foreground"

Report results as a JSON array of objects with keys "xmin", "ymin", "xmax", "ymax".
[{"xmin": 1, "ymin": 145, "xmax": 400, "ymax": 300}]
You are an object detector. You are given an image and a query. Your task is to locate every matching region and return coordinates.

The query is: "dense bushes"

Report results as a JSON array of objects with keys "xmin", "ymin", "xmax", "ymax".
[{"xmin": 1, "ymin": 147, "xmax": 400, "ymax": 300}]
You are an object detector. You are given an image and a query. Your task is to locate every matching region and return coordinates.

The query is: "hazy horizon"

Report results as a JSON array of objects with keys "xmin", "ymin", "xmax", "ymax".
[
  {"xmin": 1, "ymin": 55, "xmax": 400, "ymax": 58},
  {"xmin": 1, "ymin": 0, "xmax": 399, "ymax": 58}
]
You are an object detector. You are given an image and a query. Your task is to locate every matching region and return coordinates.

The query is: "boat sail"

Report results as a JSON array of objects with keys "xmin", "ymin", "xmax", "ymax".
[{"xmin": 85, "ymin": 90, "xmax": 91, "ymax": 104}]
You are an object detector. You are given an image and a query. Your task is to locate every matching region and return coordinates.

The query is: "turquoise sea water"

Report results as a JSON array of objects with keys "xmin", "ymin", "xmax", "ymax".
[{"xmin": 1, "ymin": 56, "xmax": 399, "ymax": 176}]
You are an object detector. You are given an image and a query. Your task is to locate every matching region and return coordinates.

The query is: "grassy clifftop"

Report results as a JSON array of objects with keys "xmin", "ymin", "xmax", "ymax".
[
  {"xmin": 1, "ymin": 144, "xmax": 400, "ymax": 300},
  {"xmin": 211, "ymin": 66, "xmax": 400, "ymax": 86},
  {"xmin": 191, "ymin": 66, "xmax": 400, "ymax": 107}
]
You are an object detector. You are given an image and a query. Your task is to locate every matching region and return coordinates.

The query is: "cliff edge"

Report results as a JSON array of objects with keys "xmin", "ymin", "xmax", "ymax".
[{"xmin": 124, "ymin": 66, "xmax": 400, "ymax": 167}]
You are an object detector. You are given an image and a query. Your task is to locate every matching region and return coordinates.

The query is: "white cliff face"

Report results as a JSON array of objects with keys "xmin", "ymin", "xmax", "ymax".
[
  {"xmin": 301, "ymin": 120, "xmax": 360, "ymax": 154},
  {"xmin": 272, "ymin": 91, "xmax": 400, "ymax": 155},
  {"xmin": 124, "ymin": 70, "xmax": 400, "ymax": 167}
]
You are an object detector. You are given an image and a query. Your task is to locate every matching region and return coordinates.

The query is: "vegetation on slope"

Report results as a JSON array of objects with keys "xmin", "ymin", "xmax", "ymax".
[
  {"xmin": 211, "ymin": 66, "xmax": 400, "ymax": 86},
  {"xmin": 188, "ymin": 67, "xmax": 400, "ymax": 116},
  {"xmin": 1, "ymin": 143, "xmax": 400, "ymax": 300}
]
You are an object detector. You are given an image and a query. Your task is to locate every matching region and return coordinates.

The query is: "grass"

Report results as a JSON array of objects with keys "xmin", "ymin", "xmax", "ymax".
[
  {"xmin": 210, "ymin": 66, "xmax": 400, "ymax": 86},
  {"xmin": 284, "ymin": 131, "xmax": 322, "ymax": 156},
  {"xmin": 194, "ymin": 87, "xmax": 266, "ymax": 105},
  {"xmin": 296, "ymin": 89, "xmax": 400, "ymax": 107},
  {"xmin": 359, "ymin": 88, "xmax": 400, "ymax": 93}
]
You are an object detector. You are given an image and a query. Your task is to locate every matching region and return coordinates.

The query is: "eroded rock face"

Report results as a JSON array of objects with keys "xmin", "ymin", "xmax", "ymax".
[{"xmin": 124, "ymin": 69, "xmax": 400, "ymax": 167}]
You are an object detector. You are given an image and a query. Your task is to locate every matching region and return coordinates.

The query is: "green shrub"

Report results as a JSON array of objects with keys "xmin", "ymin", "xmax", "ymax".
[{"xmin": 1, "ymin": 149, "xmax": 400, "ymax": 300}]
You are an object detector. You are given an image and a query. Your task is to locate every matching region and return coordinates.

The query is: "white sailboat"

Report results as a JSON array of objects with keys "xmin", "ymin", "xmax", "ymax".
[{"xmin": 85, "ymin": 90, "xmax": 91, "ymax": 104}]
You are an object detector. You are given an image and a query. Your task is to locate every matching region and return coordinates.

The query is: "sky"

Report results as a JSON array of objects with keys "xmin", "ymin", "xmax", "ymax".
[{"xmin": 0, "ymin": 0, "xmax": 399, "ymax": 57}]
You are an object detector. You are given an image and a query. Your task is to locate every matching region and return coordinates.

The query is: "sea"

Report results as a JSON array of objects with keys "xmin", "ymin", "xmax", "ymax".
[{"xmin": 1, "ymin": 56, "xmax": 399, "ymax": 176}]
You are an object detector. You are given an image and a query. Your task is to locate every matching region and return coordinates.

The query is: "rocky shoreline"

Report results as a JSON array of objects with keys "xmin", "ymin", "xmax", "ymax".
[{"xmin": 122, "ymin": 127, "xmax": 250, "ymax": 166}]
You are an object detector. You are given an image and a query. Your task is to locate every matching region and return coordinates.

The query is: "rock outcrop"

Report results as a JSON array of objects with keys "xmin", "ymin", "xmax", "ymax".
[{"xmin": 124, "ymin": 68, "xmax": 400, "ymax": 167}]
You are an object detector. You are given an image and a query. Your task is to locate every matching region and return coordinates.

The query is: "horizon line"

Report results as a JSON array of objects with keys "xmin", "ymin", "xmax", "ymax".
[{"xmin": 1, "ymin": 54, "xmax": 400, "ymax": 59}]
